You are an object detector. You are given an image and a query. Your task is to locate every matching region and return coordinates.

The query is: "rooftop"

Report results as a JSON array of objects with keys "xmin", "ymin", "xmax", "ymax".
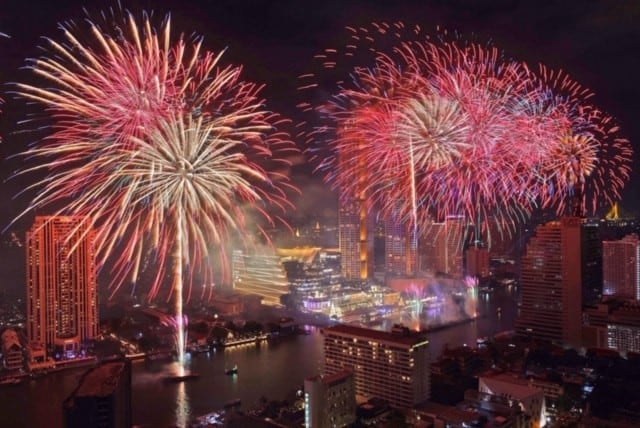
[
  {"xmin": 73, "ymin": 362, "xmax": 127, "ymax": 397},
  {"xmin": 324, "ymin": 324, "xmax": 428, "ymax": 348}
]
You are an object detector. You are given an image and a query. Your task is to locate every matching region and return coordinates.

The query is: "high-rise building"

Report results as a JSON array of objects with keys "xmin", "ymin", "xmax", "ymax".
[
  {"xmin": 432, "ymin": 216, "xmax": 466, "ymax": 278},
  {"xmin": 516, "ymin": 217, "xmax": 583, "ymax": 347},
  {"xmin": 27, "ymin": 216, "xmax": 98, "ymax": 357},
  {"xmin": 323, "ymin": 324, "xmax": 430, "ymax": 408},
  {"xmin": 339, "ymin": 200, "xmax": 373, "ymax": 281},
  {"xmin": 581, "ymin": 220, "xmax": 602, "ymax": 306},
  {"xmin": 465, "ymin": 245, "xmax": 490, "ymax": 279},
  {"xmin": 304, "ymin": 369, "xmax": 356, "ymax": 428},
  {"xmin": 603, "ymin": 234, "xmax": 640, "ymax": 300},
  {"xmin": 384, "ymin": 213, "xmax": 417, "ymax": 277}
]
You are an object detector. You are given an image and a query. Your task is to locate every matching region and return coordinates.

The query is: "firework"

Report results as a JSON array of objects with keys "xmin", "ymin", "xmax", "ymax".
[
  {"xmin": 14, "ymin": 12, "xmax": 297, "ymax": 368},
  {"xmin": 301, "ymin": 22, "xmax": 632, "ymax": 246},
  {"xmin": 527, "ymin": 67, "xmax": 633, "ymax": 216}
]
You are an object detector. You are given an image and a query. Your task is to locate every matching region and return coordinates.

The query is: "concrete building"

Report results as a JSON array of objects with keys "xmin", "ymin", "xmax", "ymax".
[
  {"xmin": 433, "ymin": 216, "xmax": 466, "ymax": 279},
  {"xmin": 516, "ymin": 217, "xmax": 583, "ymax": 347},
  {"xmin": 63, "ymin": 361, "xmax": 132, "ymax": 428},
  {"xmin": 304, "ymin": 369, "xmax": 356, "ymax": 428},
  {"xmin": 479, "ymin": 374, "xmax": 547, "ymax": 428},
  {"xmin": 323, "ymin": 324, "xmax": 430, "ymax": 409},
  {"xmin": 339, "ymin": 199, "xmax": 373, "ymax": 281},
  {"xmin": 26, "ymin": 216, "xmax": 98, "ymax": 357},
  {"xmin": 603, "ymin": 234, "xmax": 640, "ymax": 300}
]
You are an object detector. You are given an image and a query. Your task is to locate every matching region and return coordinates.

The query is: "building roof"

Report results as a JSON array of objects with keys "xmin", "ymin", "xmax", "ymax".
[
  {"xmin": 306, "ymin": 369, "xmax": 353, "ymax": 387},
  {"xmin": 480, "ymin": 374, "xmax": 542, "ymax": 400},
  {"xmin": 1, "ymin": 329, "xmax": 22, "ymax": 351},
  {"xmin": 324, "ymin": 324, "xmax": 429, "ymax": 348},
  {"xmin": 73, "ymin": 362, "xmax": 126, "ymax": 397}
]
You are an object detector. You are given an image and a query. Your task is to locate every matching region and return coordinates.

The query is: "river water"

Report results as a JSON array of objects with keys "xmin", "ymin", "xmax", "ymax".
[{"xmin": 0, "ymin": 287, "xmax": 517, "ymax": 427}]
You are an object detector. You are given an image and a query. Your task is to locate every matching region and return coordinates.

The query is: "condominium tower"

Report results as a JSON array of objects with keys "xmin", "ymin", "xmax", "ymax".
[{"xmin": 26, "ymin": 216, "xmax": 98, "ymax": 356}]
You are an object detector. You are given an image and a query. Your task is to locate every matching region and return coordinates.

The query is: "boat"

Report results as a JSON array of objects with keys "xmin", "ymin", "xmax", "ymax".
[{"xmin": 225, "ymin": 365, "xmax": 238, "ymax": 375}]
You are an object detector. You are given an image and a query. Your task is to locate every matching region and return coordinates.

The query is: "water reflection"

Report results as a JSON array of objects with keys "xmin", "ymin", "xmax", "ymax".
[{"xmin": 176, "ymin": 382, "xmax": 190, "ymax": 428}]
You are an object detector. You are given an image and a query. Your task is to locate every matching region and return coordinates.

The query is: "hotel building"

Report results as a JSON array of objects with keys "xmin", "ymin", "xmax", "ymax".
[
  {"xmin": 323, "ymin": 324, "xmax": 430, "ymax": 409},
  {"xmin": 26, "ymin": 216, "xmax": 98, "ymax": 357},
  {"xmin": 603, "ymin": 234, "xmax": 640, "ymax": 300}
]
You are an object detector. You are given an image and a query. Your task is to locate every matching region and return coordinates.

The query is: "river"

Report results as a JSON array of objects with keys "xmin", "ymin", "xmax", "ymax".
[{"xmin": 0, "ymin": 286, "xmax": 517, "ymax": 427}]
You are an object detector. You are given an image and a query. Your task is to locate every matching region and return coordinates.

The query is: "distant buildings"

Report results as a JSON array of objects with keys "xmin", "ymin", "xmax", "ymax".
[
  {"xmin": 430, "ymin": 216, "xmax": 466, "ymax": 279},
  {"xmin": 26, "ymin": 216, "xmax": 98, "ymax": 358},
  {"xmin": 231, "ymin": 249, "xmax": 289, "ymax": 306},
  {"xmin": 603, "ymin": 234, "xmax": 640, "ymax": 300},
  {"xmin": 323, "ymin": 324, "xmax": 430, "ymax": 408},
  {"xmin": 516, "ymin": 217, "xmax": 584, "ymax": 347},
  {"xmin": 304, "ymin": 369, "xmax": 356, "ymax": 428},
  {"xmin": 63, "ymin": 360, "xmax": 132, "ymax": 428}
]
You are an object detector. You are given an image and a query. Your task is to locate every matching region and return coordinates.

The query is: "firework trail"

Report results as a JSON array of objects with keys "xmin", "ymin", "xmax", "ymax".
[
  {"xmin": 0, "ymin": 32, "xmax": 8, "ymax": 143},
  {"xmin": 13, "ymin": 12, "xmax": 297, "ymax": 367}
]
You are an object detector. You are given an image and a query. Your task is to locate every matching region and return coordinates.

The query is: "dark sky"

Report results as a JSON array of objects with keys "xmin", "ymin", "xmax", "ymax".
[{"xmin": 1, "ymin": 0, "xmax": 639, "ymax": 229}]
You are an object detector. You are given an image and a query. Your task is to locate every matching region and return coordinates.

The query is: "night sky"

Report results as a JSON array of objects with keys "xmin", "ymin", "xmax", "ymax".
[{"xmin": 0, "ymin": 0, "xmax": 639, "ymax": 253}]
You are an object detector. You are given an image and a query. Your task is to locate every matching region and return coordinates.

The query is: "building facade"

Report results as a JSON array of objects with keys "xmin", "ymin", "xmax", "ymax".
[
  {"xmin": 231, "ymin": 249, "xmax": 289, "ymax": 306},
  {"xmin": 304, "ymin": 369, "xmax": 356, "ymax": 428},
  {"xmin": 26, "ymin": 216, "xmax": 98, "ymax": 357},
  {"xmin": 603, "ymin": 234, "xmax": 640, "ymax": 300},
  {"xmin": 516, "ymin": 217, "xmax": 582, "ymax": 347},
  {"xmin": 323, "ymin": 324, "xmax": 430, "ymax": 408}
]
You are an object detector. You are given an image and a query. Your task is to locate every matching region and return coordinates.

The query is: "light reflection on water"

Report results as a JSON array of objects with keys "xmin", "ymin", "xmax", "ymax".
[{"xmin": 0, "ymin": 289, "xmax": 516, "ymax": 427}]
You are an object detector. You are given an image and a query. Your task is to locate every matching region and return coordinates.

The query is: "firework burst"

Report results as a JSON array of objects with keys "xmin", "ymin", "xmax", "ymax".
[{"xmin": 13, "ymin": 11, "xmax": 297, "ymax": 369}]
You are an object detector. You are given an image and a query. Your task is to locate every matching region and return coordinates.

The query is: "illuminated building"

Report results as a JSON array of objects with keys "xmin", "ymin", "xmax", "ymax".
[
  {"xmin": 339, "ymin": 200, "xmax": 373, "ymax": 281},
  {"xmin": 63, "ymin": 361, "xmax": 132, "ymax": 428},
  {"xmin": 1, "ymin": 329, "xmax": 24, "ymax": 371},
  {"xmin": 231, "ymin": 249, "xmax": 289, "ymax": 306},
  {"xmin": 465, "ymin": 245, "xmax": 490, "ymax": 278},
  {"xmin": 323, "ymin": 324, "xmax": 430, "ymax": 408},
  {"xmin": 26, "ymin": 216, "xmax": 98, "ymax": 357},
  {"xmin": 304, "ymin": 369, "xmax": 356, "ymax": 428},
  {"xmin": 384, "ymin": 213, "xmax": 417, "ymax": 277},
  {"xmin": 606, "ymin": 301, "xmax": 640, "ymax": 354},
  {"xmin": 516, "ymin": 217, "xmax": 582, "ymax": 347},
  {"xmin": 432, "ymin": 216, "xmax": 466, "ymax": 278},
  {"xmin": 603, "ymin": 234, "xmax": 640, "ymax": 300}
]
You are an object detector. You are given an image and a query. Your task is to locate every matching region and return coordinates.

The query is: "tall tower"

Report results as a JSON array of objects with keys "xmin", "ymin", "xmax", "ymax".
[
  {"xmin": 603, "ymin": 234, "xmax": 640, "ymax": 300},
  {"xmin": 27, "ymin": 216, "xmax": 98, "ymax": 356},
  {"xmin": 516, "ymin": 217, "xmax": 582, "ymax": 347},
  {"xmin": 433, "ymin": 216, "xmax": 466, "ymax": 278}
]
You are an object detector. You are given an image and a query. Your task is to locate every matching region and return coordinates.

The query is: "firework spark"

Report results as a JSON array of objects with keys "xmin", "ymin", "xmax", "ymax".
[
  {"xmin": 301, "ymin": 22, "xmax": 632, "ymax": 247},
  {"xmin": 13, "ymin": 12, "xmax": 297, "ymax": 367}
]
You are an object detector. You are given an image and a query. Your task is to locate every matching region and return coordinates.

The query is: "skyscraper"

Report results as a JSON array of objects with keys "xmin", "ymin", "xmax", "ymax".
[
  {"xmin": 603, "ymin": 234, "xmax": 640, "ymax": 300},
  {"xmin": 516, "ymin": 217, "xmax": 582, "ymax": 347},
  {"xmin": 432, "ymin": 216, "xmax": 466, "ymax": 278},
  {"xmin": 26, "ymin": 216, "xmax": 98, "ymax": 357},
  {"xmin": 339, "ymin": 200, "xmax": 373, "ymax": 281}
]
